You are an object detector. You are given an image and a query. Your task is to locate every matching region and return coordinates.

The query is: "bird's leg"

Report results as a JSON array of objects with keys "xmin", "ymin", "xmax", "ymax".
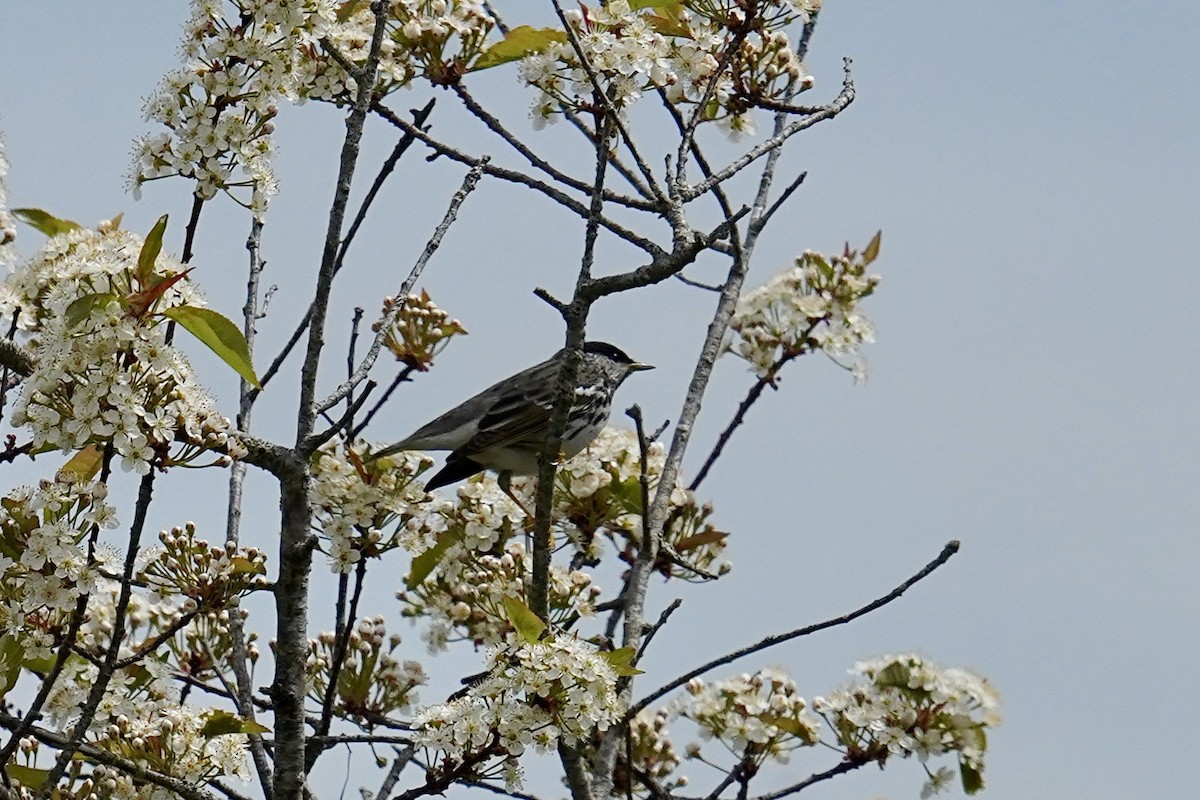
[{"xmin": 498, "ymin": 471, "xmax": 534, "ymax": 518}]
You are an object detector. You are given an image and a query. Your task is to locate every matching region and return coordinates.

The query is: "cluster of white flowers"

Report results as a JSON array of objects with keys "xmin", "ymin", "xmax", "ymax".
[
  {"xmin": 0, "ymin": 476, "xmax": 115, "ymax": 662},
  {"xmin": 0, "ymin": 129, "xmax": 15, "ymax": 268},
  {"xmin": 0, "ymin": 221, "xmax": 241, "ymax": 473},
  {"xmin": 518, "ymin": 0, "xmax": 814, "ymax": 135},
  {"xmin": 727, "ymin": 237, "xmax": 881, "ymax": 381},
  {"xmin": 134, "ymin": 1, "xmax": 498, "ymax": 211},
  {"xmin": 37, "ymin": 593, "xmax": 251, "ymax": 790},
  {"xmin": 813, "ymin": 654, "xmax": 1000, "ymax": 797},
  {"xmin": 138, "ymin": 521, "xmax": 268, "ymax": 608},
  {"xmin": 412, "ymin": 633, "xmax": 624, "ymax": 786},
  {"xmin": 398, "ymin": 426, "xmax": 725, "ymax": 650},
  {"xmin": 89, "ymin": 703, "xmax": 250, "ymax": 786},
  {"xmin": 516, "ymin": 427, "xmax": 729, "ymax": 578},
  {"xmin": 622, "ymin": 708, "xmax": 687, "ymax": 796},
  {"xmin": 129, "ymin": 0, "xmax": 333, "ymax": 214},
  {"xmin": 400, "ymin": 537, "xmax": 599, "ymax": 651},
  {"xmin": 677, "ymin": 667, "xmax": 819, "ymax": 764},
  {"xmin": 305, "ymin": 615, "xmax": 427, "ymax": 720},
  {"xmin": 311, "ymin": 436, "xmax": 431, "ymax": 573},
  {"xmin": 295, "ymin": 0, "xmax": 496, "ymax": 101},
  {"xmin": 375, "ymin": 290, "xmax": 468, "ymax": 371}
]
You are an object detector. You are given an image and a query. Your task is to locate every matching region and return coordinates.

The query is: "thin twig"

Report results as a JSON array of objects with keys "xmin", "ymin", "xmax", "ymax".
[
  {"xmin": 689, "ymin": 345, "xmax": 811, "ymax": 492},
  {"xmin": 377, "ymin": 747, "xmax": 415, "ymax": 800},
  {"xmin": 349, "ymin": 364, "xmax": 417, "ymax": 441},
  {"xmin": 371, "ymin": 103, "xmax": 665, "ymax": 259},
  {"xmin": 41, "ymin": 471, "xmax": 157, "ymax": 794},
  {"xmin": 306, "ymin": 555, "xmax": 371, "ymax": 770},
  {"xmin": 628, "ymin": 541, "xmax": 962, "ymax": 718},
  {"xmin": 312, "ymin": 161, "xmax": 486, "ymax": 420},
  {"xmin": 747, "ymin": 760, "xmax": 862, "ymax": 800},
  {"xmin": 0, "ymin": 713, "xmax": 220, "ymax": 800},
  {"xmin": 635, "ymin": 598, "xmax": 682, "ymax": 665},
  {"xmin": 454, "ymin": 85, "xmax": 658, "ymax": 212},
  {"xmin": 683, "ymin": 61, "xmax": 855, "ymax": 201}
]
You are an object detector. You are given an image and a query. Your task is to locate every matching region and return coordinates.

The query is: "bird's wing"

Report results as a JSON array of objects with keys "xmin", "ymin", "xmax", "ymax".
[
  {"xmin": 375, "ymin": 355, "xmax": 561, "ymax": 461},
  {"xmin": 448, "ymin": 367, "xmax": 558, "ymax": 459}
]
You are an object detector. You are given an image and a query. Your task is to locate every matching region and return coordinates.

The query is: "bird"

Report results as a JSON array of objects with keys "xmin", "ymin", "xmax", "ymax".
[{"xmin": 370, "ymin": 341, "xmax": 653, "ymax": 493}]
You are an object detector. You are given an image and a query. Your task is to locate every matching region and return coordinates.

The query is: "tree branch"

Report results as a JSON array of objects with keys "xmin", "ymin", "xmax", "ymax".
[{"xmin": 628, "ymin": 541, "xmax": 962, "ymax": 717}]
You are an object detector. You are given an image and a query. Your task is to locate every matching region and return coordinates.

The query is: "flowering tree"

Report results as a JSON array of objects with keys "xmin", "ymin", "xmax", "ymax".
[{"xmin": 0, "ymin": 3, "xmax": 998, "ymax": 800}]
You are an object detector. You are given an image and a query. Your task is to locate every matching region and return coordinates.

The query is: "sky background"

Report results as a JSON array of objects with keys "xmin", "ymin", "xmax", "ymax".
[{"xmin": 2, "ymin": 2, "xmax": 1198, "ymax": 799}]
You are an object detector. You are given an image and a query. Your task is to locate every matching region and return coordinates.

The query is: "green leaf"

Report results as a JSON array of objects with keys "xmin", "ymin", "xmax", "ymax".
[
  {"xmin": 335, "ymin": 0, "xmax": 364, "ymax": 22},
  {"xmin": 472, "ymin": 26, "xmax": 567, "ymax": 71},
  {"xmin": 646, "ymin": 11, "xmax": 692, "ymax": 38},
  {"xmin": 64, "ymin": 292, "xmax": 118, "ymax": 329},
  {"xmin": 0, "ymin": 635, "xmax": 24, "ymax": 698},
  {"xmin": 601, "ymin": 646, "xmax": 643, "ymax": 676},
  {"xmin": 503, "ymin": 596, "xmax": 546, "ymax": 645},
  {"xmin": 22, "ymin": 652, "xmax": 60, "ymax": 675},
  {"xmin": 960, "ymin": 759, "xmax": 984, "ymax": 795},
  {"xmin": 164, "ymin": 305, "xmax": 261, "ymax": 388},
  {"xmin": 861, "ymin": 230, "xmax": 882, "ymax": 265},
  {"xmin": 6, "ymin": 765, "xmax": 51, "ymax": 789},
  {"xmin": 874, "ymin": 660, "xmax": 912, "ymax": 689},
  {"xmin": 12, "ymin": 208, "xmax": 80, "ymax": 237},
  {"xmin": 57, "ymin": 445, "xmax": 105, "ymax": 482},
  {"xmin": 610, "ymin": 475, "xmax": 645, "ymax": 514},
  {"xmin": 674, "ymin": 529, "xmax": 728, "ymax": 552},
  {"xmin": 228, "ymin": 555, "xmax": 266, "ymax": 576},
  {"xmin": 405, "ymin": 528, "xmax": 463, "ymax": 589},
  {"xmin": 629, "ymin": 0, "xmax": 683, "ymax": 10},
  {"xmin": 137, "ymin": 214, "xmax": 169, "ymax": 287},
  {"xmin": 201, "ymin": 709, "xmax": 271, "ymax": 737},
  {"xmin": 760, "ymin": 713, "xmax": 816, "ymax": 740}
]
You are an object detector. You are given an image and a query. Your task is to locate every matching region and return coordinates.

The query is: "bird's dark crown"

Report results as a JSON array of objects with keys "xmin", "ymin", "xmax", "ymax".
[{"xmin": 583, "ymin": 341, "xmax": 636, "ymax": 364}]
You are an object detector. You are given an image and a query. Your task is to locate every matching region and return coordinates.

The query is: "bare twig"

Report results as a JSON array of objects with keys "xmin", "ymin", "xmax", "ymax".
[
  {"xmin": 454, "ymin": 85, "xmax": 659, "ymax": 212},
  {"xmin": 682, "ymin": 61, "xmax": 855, "ymax": 201},
  {"xmin": 628, "ymin": 541, "xmax": 962, "ymax": 718},
  {"xmin": 223, "ymin": 233, "xmax": 271, "ymax": 800},
  {"xmin": 746, "ymin": 760, "xmax": 863, "ymax": 800},
  {"xmin": 371, "ymin": 103, "xmax": 666, "ymax": 258},
  {"xmin": 312, "ymin": 161, "xmax": 486, "ymax": 420},
  {"xmin": 251, "ymin": 102, "xmax": 434, "ymax": 400},
  {"xmin": 349, "ymin": 364, "xmax": 418, "ymax": 441},
  {"xmin": 306, "ymin": 555, "xmax": 371, "ymax": 770},
  {"xmin": 635, "ymin": 598, "xmax": 682, "ymax": 665},
  {"xmin": 377, "ymin": 747, "xmax": 416, "ymax": 800}
]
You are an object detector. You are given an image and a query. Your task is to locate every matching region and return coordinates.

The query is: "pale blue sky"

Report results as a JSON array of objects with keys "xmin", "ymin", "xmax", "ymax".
[{"xmin": 2, "ymin": 2, "xmax": 1198, "ymax": 798}]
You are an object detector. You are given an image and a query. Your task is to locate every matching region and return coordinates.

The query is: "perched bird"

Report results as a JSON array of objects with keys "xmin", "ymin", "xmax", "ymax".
[{"xmin": 371, "ymin": 341, "xmax": 653, "ymax": 492}]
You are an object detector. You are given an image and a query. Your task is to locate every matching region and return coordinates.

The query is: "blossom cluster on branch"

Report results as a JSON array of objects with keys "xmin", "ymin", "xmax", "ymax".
[
  {"xmin": 814, "ymin": 654, "xmax": 1000, "ymax": 797},
  {"xmin": 0, "ymin": 476, "xmax": 116, "ymax": 662},
  {"xmin": 304, "ymin": 615, "xmax": 427, "ymax": 722},
  {"xmin": 395, "ymin": 426, "xmax": 728, "ymax": 650},
  {"xmin": 411, "ymin": 630, "xmax": 626, "ymax": 789},
  {"xmin": 311, "ymin": 435, "xmax": 432, "ymax": 573},
  {"xmin": 375, "ymin": 290, "xmax": 469, "ymax": 371},
  {"xmin": 0, "ymin": 218, "xmax": 242, "ymax": 473},
  {"xmin": 130, "ymin": 0, "xmax": 831, "ymax": 215},
  {"xmin": 521, "ymin": 0, "xmax": 818, "ymax": 136},
  {"xmin": 726, "ymin": 232, "xmax": 881, "ymax": 381}
]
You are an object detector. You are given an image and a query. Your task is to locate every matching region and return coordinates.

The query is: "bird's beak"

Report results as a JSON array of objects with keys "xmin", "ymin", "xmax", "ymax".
[{"xmin": 630, "ymin": 362, "xmax": 654, "ymax": 372}]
